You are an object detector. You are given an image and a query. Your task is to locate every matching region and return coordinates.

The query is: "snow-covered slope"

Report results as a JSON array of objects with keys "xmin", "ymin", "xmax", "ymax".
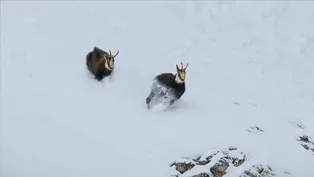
[{"xmin": 1, "ymin": 1, "xmax": 314, "ymax": 177}]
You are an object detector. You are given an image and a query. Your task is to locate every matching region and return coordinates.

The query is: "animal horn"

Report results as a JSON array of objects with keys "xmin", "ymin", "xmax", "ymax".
[
  {"xmin": 109, "ymin": 50, "xmax": 112, "ymax": 56},
  {"xmin": 114, "ymin": 51, "xmax": 119, "ymax": 57},
  {"xmin": 184, "ymin": 63, "xmax": 189, "ymax": 70},
  {"xmin": 176, "ymin": 64, "xmax": 180, "ymax": 70},
  {"xmin": 180, "ymin": 62, "xmax": 184, "ymax": 69}
]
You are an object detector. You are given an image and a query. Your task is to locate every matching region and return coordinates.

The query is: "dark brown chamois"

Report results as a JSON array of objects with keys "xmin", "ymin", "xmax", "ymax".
[
  {"xmin": 146, "ymin": 62, "xmax": 188, "ymax": 109},
  {"xmin": 86, "ymin": 46, "xmax": 119, "ymax": 81}
]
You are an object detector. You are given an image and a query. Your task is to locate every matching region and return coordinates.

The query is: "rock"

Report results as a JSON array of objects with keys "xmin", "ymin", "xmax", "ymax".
[
  {"xmin": 170, "ymin": 147, "xmax": 247, "ymax": 177},
  {"xmin": 210, "ymin": 158, "xmax": 229, "ymax": 177},
  {"xmin": 247, "ymin": 126, "xmax": 264, "ymax": 133},
  {"xmin": 196, "ymin": 158, "xmax": 211, "ymax": 165},
  {"xmin": 229, "ymin": 147, "xmax": 238, "ymax": 151},
  {"xmin": 299, "ymin": 135, "xmax": 310, "ymax": 143},
  {"xmin": 170, "ymin": 162, "xmax": 195, "ymax": 174},
  {"xmin": 240, "ymin": 164, "xmax": 276, "ymax": 177},
  {"xmin": 227, "ymin": 149, "xmax": 246, "ymax": 167},
  {"xmin": 232, "ymin": 155, "xmax": 246, "ymax": 167},
  {"xmin": 297, "ymin": 135, "xmax": 314, "ymax": 154},
  {"xmin": 301, "ymin": 144, "xmax": 309, "ymax": 150},
  {"xmin": 193, "ymin": 173, "xmax": 210, "ymax": 177},
  {"xmin": 192, "ymin": 151, "xmax": 217, "ymax": 166},
  {"xmin": 296, "ymin": 123, "xmax": 304, "ymax": 129}
]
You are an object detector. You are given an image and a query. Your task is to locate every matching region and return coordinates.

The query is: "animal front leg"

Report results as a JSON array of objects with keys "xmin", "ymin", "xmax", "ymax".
[
  {"xmin": 169, "ymin": 99, "xmax": 175, "ymax": 105},
  {"xmin": 95, "ymin": 74, "xmax": 103, "ymax": 81}
]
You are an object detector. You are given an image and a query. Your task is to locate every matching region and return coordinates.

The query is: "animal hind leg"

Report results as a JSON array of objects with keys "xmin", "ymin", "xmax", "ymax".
[{"xmin": 146, "ymin": 91, "xmax": 155, "ymax": 109}]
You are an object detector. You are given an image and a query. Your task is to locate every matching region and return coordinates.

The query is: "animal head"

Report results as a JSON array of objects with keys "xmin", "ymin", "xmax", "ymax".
[
  {"xmin": 93, "ymin": 47, "xmax": 119, "ymax": 71},
  {"xmin": 175, "ymin": 62, "xmax": 188, "ymax": 83},
  {"xmin": 105, "ymin": 50, "xmax": 119, "ymax": 70}
]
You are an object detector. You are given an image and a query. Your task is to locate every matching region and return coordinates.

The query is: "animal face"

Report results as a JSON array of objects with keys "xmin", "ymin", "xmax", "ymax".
[
  {"xmin": 104, "ymin": 50, "xmax": 119, "ymax": 70},
  {"xmin": 176, "ymin": 62, "xmax": 188, "ymax": 82}
]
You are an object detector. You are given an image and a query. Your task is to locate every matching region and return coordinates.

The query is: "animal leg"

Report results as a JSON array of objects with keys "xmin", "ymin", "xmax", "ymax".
[
  {"xmin": 146, "ymin": 91, "xmax": 155, "ymax": 109},
  {"xmin": 95, "ymin": 74, "xmax": 103, "ymax": 81},
  {"xmin": 169, "ymin": 99, "xmax": 175, "ymax": 105}
]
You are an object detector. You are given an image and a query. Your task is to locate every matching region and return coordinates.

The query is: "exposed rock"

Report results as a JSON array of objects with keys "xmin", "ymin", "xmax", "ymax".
[
  {"xmin": 296, "ymin": 123, "xmax": 304, "ymax": 129},
  {"xmin": 192, "ymin": 173, "xmax": 210, "ymax": 177},
  {"xmin": 170, "ymin": 147, "xmax": 247, "ymax": 177},
  {"xmin": 297, "ymin": 135, "xmax": 314, "ymax": 154},
  {"xmin": 288, "ymin": 120, "xmax": 305, "ymax": 129},
  {"xmin": 170, "ymin": 162, "xmax": 195, "ymax": 174},
  {"xmin": 247, "ymin": 126, "xmax": 264, "ymax": 133},
  {"xmin": 192, "ymin": 156, "xmax": 201, "ymax": 162},
  {"xmin": 197, "ymin": 157, "xmax": 212, "ymax": 165},
  {"xmin": 226, "ymin": 149, "xmax": 246, "ymax": 167},
  {"xmin": 301, "ymin": 144, "xmax": 309, "ymax": 150},
  {"xmin": 229, "ymin": 147, "xmax": 238, "ymax": 151},
  {"xmin": 240, "ymin": 164, "xmax": 276, "ymax": 177},
  {"xmin": 192, "ymin": 155, "xmax": 213, "ymax": 166},
  {"xmin": 232, "ymin": 154, "xmax": 246, "ymax": 167},
  {"xmin": 210, "ymin": 158, "xmax": 229, "ymax": 177},
  {"xmin": 298, "ymin": 135, "xmax": 310, "ymax": 143}
]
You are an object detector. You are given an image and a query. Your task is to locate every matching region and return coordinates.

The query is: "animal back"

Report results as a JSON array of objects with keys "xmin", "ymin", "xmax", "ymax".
[
  {"xmin": 155, "ymin": 73, "xmax": 186, "ymax": 99},
  {"xmin": 155, "ymin": 73, "xmax": 176, "ymax": 88}
]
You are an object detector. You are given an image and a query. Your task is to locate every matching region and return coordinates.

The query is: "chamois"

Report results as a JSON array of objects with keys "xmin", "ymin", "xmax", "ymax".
[
  {"xmin": 146, "ymin": 62, "xmax": 188, "ymax": 109},
  {"xmin": 86, "ymin": 47, "xmax": 119, "ymax": 81}
]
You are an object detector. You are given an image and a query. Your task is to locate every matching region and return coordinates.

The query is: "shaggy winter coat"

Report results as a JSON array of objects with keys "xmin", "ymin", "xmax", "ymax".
[{"xmin": 86, "ymin": 47, "xmax": 113, "ymax": 81}]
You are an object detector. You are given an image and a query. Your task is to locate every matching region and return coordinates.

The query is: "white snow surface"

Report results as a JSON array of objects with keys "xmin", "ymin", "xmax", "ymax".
[{"xmin": 1, "ymin": 1, "xmax": 314, "ymax": 177}]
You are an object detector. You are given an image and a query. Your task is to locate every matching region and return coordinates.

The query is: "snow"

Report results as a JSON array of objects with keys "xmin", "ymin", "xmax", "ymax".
[{"xmin": 1, "ymin": 1, "xmax": 314, "ymax": 177}]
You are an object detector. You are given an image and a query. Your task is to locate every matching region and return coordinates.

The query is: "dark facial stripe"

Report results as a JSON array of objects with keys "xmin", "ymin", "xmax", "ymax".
[{"xmin": 178, "ymin": 72, "xmax": 185, "ymax": 81}]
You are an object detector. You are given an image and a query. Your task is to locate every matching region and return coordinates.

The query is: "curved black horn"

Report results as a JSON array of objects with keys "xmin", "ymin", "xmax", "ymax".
[
  {"xmin": 184, "ymin": 63, "xmax": 188, "ymax": 70},
  {"xmin": 114, "ymin": 51, "xmax": 119, "ymax": 57},
  {"xmin": 109, "ymin": 50, "xmax": 112, "ymax": 56}
]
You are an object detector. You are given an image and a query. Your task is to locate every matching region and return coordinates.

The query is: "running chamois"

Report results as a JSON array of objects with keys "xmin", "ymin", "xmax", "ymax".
[
  {"xmin": 146, "ymin": 62, "xmax": 188, "ymax": 109},
  {"xmin": 86, "ymin": 47, "xmax": 119, "ymax": 81}
]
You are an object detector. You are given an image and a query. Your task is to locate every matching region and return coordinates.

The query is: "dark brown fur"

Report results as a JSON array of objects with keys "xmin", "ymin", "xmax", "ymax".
[{"xmin": 86, "ymin": 47, "xmax": 116, "ymax": 81}]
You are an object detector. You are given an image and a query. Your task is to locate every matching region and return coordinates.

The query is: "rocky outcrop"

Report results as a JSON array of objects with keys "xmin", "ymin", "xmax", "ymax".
[
  {"xmin": 170, "ymin": 147, "xmax": 247, "ymax": 177},
  {"xmin": 297, "ymin": 135, "xmax": 314, "ymax": 154},
  {"xmin": 240, "ymin": 164, "xmax": 276, "ymax": 177},
  {"xmin": 210, "ymin": 158, "xmax": 229, "ymax": 177},
  {"xmin": 169, "ymin": 146, "xmax": 287, "ymax": 177},
  {"xmin": 170, "ymin": 162, "xmax": 195, "ymax": 174}
]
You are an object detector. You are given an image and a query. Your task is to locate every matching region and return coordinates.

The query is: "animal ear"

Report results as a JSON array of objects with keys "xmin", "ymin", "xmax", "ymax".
[{"xmin": 93, "ymin": 47, "xmax": 100, "ymax": 55}]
